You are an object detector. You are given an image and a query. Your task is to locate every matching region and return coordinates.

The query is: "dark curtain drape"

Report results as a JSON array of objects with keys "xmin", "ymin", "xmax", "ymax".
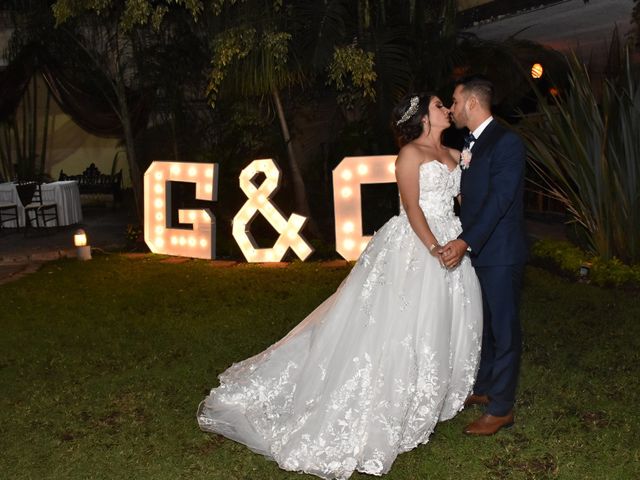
[
  {"xmin": 0, "ymin": 47, "xmax": 149, "ymax": 137},
  {"xmin": 0, "ymin": 58, "xmax": 32, "ymax": 120}
]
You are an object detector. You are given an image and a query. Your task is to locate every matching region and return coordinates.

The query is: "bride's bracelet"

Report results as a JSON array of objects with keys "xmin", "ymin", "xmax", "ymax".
[{"xmin": 429, "ymin": 243, "xmax": 437, "ymax": 252}]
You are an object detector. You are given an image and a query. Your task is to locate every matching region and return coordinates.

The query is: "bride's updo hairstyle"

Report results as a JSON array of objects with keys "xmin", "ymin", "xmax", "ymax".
[{"xmin": 391, "ymin": 92, "xmax": 435, "ymax": 147}]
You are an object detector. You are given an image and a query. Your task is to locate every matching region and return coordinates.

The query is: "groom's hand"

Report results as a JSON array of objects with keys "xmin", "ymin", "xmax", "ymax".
[{"xmin": 439, "ymin": 239, "xmax": 468, "ymax": 269}]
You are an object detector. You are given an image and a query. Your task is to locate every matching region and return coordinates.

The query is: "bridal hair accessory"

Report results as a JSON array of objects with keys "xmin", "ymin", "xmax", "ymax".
[
  {"xmin": 460, "ymin": 148, "xmax": 472, "ymax": 170},
  {"xmin": 396, "ymin": 96, "xmax": 420, "ymax": 125}
]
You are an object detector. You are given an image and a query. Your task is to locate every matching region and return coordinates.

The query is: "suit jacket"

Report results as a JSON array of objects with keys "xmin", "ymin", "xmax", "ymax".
[{"xmin": 459, "ymin": 119, "xmax": 528, "ymax": 267}]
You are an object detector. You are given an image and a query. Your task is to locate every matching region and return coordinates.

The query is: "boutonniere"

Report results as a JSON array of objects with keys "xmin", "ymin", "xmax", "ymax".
[{"xmin": 460, "ymin": 148, "xmax": 472, "ymax": 170}]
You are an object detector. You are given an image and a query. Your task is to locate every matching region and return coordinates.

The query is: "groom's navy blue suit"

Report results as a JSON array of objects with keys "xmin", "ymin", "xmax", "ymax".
[{"xmin": 459, "ymin": 118, "xmax": 527, "ymax": 417}]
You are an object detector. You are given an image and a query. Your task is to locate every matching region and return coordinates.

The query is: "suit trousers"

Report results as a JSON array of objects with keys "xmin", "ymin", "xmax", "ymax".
[{"xmin": 473, "ymin": 263, "xmax": 525, "ymax": 416}]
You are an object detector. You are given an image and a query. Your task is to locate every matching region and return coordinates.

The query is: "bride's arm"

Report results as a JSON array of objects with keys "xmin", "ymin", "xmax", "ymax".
[{"xmin": 395, "ymin": 150, "xmax": 441, "ymax": 257}]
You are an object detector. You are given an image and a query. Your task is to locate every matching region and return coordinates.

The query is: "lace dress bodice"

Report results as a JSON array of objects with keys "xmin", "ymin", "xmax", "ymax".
[{"xmin": 400, "ymin": 161, "xmax": 460, "ymax": 220}]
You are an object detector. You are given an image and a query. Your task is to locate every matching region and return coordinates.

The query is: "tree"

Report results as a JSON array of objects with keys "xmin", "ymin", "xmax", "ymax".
[{"xmin": 50, "ymin": 0, "xmax": 204, "ymax": 219}]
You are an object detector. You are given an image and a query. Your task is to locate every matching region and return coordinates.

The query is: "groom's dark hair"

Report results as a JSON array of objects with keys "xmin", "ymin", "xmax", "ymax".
[{"xmin": 456, "ymin": 75, "xmax": 494, "ymax": 109}]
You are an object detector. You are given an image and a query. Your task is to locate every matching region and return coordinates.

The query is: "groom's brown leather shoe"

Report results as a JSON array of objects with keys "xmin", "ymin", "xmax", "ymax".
[
  {"xmin": 464, "ymin": 394, "xmax": 489, "ymax": 408},
  {"xmin": 463, "ymin": 411, "xmax": 514, "ymax": 436}
]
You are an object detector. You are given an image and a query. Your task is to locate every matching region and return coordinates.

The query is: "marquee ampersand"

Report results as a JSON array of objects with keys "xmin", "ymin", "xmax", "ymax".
[{"xmin": 232, "ymin": 159, "xmax": 313, "ymax": 262}]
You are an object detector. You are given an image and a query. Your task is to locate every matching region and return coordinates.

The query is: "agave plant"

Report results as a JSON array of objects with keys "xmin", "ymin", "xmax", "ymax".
[{"xmin": 520, "ymin": 48, "xmax": 640, "ymax": 265}]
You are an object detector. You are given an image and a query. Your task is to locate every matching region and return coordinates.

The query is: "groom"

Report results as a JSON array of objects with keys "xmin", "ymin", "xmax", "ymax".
[{"xmin": 442, "ymin": 75, "xmax": 527, "ymax": 435}]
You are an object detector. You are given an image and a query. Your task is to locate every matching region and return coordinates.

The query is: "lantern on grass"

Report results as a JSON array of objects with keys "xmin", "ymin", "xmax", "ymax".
[{"xmin": 74, "ymin": 229, "xmax": 92, "ymax": 261}]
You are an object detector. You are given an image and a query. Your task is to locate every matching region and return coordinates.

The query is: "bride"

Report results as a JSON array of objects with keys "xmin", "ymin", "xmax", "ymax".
[{"xmin": 197, "ymin": 93, "xmax": 482, "ymax": 479}]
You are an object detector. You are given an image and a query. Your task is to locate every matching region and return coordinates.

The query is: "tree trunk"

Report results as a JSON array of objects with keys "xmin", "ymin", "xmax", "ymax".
[
  {"xmin": 271, "ymin": 87, "xmax": 320, "ymax": 238},
  {"xmin": 115, "ymin": 74, "xmax": 143, "ymax": 221}
]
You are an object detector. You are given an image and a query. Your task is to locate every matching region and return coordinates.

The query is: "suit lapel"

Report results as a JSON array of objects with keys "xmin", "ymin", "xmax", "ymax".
[{"xmin": 469, "ymin": 119, "xmax": 501, "ymax": 160}]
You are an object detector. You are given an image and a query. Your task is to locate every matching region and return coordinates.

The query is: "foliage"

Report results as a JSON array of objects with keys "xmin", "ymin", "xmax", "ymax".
[
  {"xmin": 206, "ymin": 27, "xmax": 298, "ymax": 107},
  {"xmin": 1, "ymin": 258, "xmax": 639, "ymax": 478},
  {"xmin": 531, "ymin": 239, "xmax": 640, "ymax": 287},
  {"xmin": 52, "ymin": 0, "xmax": 202, "ymax": 31},
  {"xmin": 326, "ymin": 42, "xmax": 377, "ymax": 109},
  {"xmin": 519, "ymin": 46, "xmax": 640, "ymax": 264}
]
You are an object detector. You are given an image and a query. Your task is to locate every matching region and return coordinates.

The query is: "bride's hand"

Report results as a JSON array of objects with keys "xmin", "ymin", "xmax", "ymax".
[{"xmin": 429, "ymin": 243, "xmax": 444, "ymax": 265}]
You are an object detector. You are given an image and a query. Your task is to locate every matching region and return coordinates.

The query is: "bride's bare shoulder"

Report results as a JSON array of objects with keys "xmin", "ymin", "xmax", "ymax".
[{"xmin": 397, "ymin": 143, "xmax": 423, "ymax": 163}]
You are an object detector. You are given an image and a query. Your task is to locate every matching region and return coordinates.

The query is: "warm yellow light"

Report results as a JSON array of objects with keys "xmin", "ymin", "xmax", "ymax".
[
  {"xmin": 144, "ymin": 161, "xmax": 218, "ymax": 260},
  {"xmin": 74, "ymin": 229, "xmax": 87, "ymax": 247},
  {"xmin": 343, "ymin": 221, "xmax": 355, "ymax": 233},
  {"xmin": 531, "ymin": 63, "xmax": 544, "ymax": 79},
  {"xmin": 199, "ymin": 239, "xmax": 208, "ymax": 247},
  {"xmin": 188, "ymin": 237, "xmax": 196, "ymax": 246},
  {"xmin": 333, "ymin": 155, "xmax": 398, "ymax": 261},
  {"xmin": 233, "ymin": 158, "xmax": 313, "ymax": 263}
]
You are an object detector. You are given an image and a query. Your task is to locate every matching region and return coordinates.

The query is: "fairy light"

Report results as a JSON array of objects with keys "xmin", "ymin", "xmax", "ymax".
[
  {"xmin": 341, "ymin": 169, "xmax": 353, "ymax": 181},
  {"xmin": 143, "ymin": 161, "xmax": 218, "ymax": 260},
  {"xmin": 333, "ymin": 155, "xmax": 398, "ymax": 261}
]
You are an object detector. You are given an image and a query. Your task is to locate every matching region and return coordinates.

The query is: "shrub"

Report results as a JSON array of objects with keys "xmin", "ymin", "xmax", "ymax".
[{"xmin": 531, "ymin": 239, "xmax": 640, "ymax": 287}]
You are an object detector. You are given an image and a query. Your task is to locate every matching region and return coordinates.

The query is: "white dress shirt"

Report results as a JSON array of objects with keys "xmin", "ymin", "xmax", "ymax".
[{"xmin": 469, "ymin": 116, "xmax": 494, "ymax": 150}]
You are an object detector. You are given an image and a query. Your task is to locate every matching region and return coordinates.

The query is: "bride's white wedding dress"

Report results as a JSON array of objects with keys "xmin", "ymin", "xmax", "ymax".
[{"xmin": 198, "ymin": 161, "xmax": 482, "ymax": 479}]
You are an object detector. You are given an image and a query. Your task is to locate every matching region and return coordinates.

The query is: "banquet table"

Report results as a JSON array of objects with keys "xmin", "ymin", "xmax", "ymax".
[{"xmin": 0, "ymin": 181, "xmax": 83, "ymax": 228}]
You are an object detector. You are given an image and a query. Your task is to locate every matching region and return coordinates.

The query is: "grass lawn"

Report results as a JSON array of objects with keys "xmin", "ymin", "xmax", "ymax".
[{"xmin": 1, "ymin": 255, "xmax": 639, "ymax": 479}]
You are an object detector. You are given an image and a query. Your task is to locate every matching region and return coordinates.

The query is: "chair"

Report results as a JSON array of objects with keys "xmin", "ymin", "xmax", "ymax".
[
  {"xmin": 0, "ymin": 201, "xmax": 19, "ymax": 231},
  {"xmin": 24, "ymin": 183, "xmax": 59, "ymax": 231}
]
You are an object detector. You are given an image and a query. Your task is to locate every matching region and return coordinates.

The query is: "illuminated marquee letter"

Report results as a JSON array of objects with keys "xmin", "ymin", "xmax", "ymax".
[
  {"xmin": 233, "ymin": 159, "xmax": 313, "ymax": 262},
  {"xmin": 144, "ymin": 161, "xmax": 218, "ymax": 259},
  {"xmin": 333, "ymin": 155, "xmax": 397, "ymax": 261}
]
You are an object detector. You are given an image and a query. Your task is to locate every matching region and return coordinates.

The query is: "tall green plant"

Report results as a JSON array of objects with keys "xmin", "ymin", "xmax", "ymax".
[{"xmin": 520, "ymin": 49, "xmax": 640, "ymax": 264}]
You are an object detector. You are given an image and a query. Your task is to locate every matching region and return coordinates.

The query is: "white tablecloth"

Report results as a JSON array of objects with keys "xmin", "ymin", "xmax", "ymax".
[
  {"xmin": 0, "ymin": 181, "xmax": 82, "ymax": 227},
  {"xmin": 42, "ymin": 181, "xmax": 83, "ymax": 226}
]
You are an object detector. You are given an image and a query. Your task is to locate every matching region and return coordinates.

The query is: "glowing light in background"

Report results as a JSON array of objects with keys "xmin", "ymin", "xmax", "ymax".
[
  {"xmin": 232, "ymin": 158, "xmax": 313, "ymax": 262},
  {"xmin": 333, "ymin": 155, "xmax": 398, "ymax": 261},
  {"xmin": 531, "ymin": 63, "xmax": 544, "ymax": 79},
  {"xmin": 144, "ymin": 161, "xmax": 218, "ymax": 259}
]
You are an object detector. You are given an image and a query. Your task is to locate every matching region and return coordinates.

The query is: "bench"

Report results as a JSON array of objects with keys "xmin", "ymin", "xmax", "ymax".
[{"xmin": 59, "ymin": 163, "xmax": 123, "ymax": 207}]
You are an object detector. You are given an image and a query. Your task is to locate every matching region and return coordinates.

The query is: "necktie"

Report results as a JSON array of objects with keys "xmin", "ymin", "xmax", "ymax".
[{"xmin": 463, "ymin": 133, "xmax": 476, "ymax": 150}]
